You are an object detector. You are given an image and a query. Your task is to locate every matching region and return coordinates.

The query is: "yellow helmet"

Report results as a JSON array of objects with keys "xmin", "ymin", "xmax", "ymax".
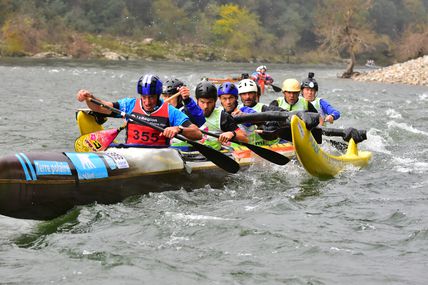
[{"xmin": 281, "ymin": 78, "xmax": 301, "ymax": 92}]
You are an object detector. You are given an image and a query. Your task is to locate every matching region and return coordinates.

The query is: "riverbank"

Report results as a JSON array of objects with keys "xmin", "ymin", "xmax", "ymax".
[{"xmin": 353, "ymin": 56, "xmax": 428, "ymax": 86}]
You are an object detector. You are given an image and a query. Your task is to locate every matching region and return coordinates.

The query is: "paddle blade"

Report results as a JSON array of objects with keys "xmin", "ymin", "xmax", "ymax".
[
  {"xmin": 74, "ymin": 128, "xmax": 120, "ymax": 152},
  {"xmin": 187, "ymin": 140, "xmax": 240, "ymax": 173},
  {"xmin": 244, "ymin": 143, "xmax": 290, "ymax": 165},
  {"xmin": 271, "ymin": 84, "xmax": 282, "ymax": 92}
]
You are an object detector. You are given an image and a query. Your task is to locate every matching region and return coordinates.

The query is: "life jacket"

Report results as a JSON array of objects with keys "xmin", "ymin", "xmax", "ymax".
[
  {"xmin": 309, "ymin": 98, "xmax": 325, "ymax": 116},
  {"xmin": 126, "ymin": 99, "xmax": 170, "ymax": 146},
  {"xmin": 257, "ymin": 73, "xmax": 266, "ymax": 94},
  {"xmin": 237, "ymin": 103, "xmax": 279, "ymax": 145},
  {"xmin": 276, "ymin": 97, "xmax": 308, "ymax": 111},
  {"xmin": 308, "ymin": 97, "xmax": 329, "ymax": 126},
  {"xmin": 199, "ymin": 108, "xmax": 223, "ymax": 150}
]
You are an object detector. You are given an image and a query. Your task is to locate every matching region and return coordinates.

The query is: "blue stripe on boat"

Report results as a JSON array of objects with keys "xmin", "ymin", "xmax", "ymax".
[
  {"xmin": 19, "ymin": 153, "xmax": 37, "ymax": 181},
  {"xmin": 15, "ymin": 154, "xmax": 32, "ymax": 181}
]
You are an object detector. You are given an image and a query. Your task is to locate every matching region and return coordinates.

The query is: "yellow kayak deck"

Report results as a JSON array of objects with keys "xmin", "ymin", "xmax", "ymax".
[{"xmin": 291, "ymin": 115, "xmax": 372, "ymax": 178}]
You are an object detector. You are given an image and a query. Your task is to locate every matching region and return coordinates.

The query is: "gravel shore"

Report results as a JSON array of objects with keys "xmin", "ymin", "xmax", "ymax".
[{"xmin": 353, "ymin": 55, "xmax": 428, "ymax": 86}]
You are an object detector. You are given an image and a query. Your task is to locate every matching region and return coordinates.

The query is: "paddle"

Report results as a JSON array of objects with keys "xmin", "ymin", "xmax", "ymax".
[
  {"xmin": 321, "ymin": 127, "xmax": 367, "ymax": 143},
  {"xmin": 74, "ymin": 123, "xmax": 126, "ymax": 152},
  {"xmin": 89, "ymin": 98, "xmax": 240, "ymax": 173},
  {"xmin": 199, "ymin": 129, "xmax": 290, "ymax": 165},
  {"xmin": 163, "ymin": 91, "xmax": 181, "ymax": 103},
  {"xmin": 233, "ymin": 111, "xmax": 320, "ymax": 130},
  {"xmin": 202, "ymin": 76, "xmax": 241, "ymax": 83},
  {"xmin": 271, "ymin": 84, "xmax": 282, "ymax": 92}
]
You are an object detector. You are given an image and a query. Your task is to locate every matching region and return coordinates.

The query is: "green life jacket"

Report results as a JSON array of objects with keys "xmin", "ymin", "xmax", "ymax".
[
  {"xmin": 238, "ymin": 103, "xmax": 279, "ymax": 146},
  {"xmin": 276, "ymin": 97, "xmax": 308, "ymax": 111},
  {"xmin": 200, "ymin": 108, "xmax": 222, "ymax": 150}
]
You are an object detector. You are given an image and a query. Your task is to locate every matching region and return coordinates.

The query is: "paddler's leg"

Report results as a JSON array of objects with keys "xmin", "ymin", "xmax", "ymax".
[{"xmin": 76, "ymin": 110, "xmax": 106, "ymax": 135}]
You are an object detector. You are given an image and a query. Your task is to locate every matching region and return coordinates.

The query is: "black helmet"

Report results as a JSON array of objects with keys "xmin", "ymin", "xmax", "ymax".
[
  {"xmin": 163, "ymin": 78, "xmax": 184, "ymax": 95},
  {"xmin": 301, "ymin": 72, "xmax": 318, "ymax": 91},
  {"xmin": 195, "ymin": 80, "xmax": 217, "ymax": 100}
]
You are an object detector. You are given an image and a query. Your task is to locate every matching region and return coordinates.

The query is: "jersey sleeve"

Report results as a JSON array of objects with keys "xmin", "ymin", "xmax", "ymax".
[
  {"xmin": 115, "ymin": 98, "xmax": 137, "ymax": 118},
  {"xmin": 320, "ymin": 99, "xmax": 341, "ymax": 120},
  {"xmin": 168, "ymin": 104, "xmax": 191, "ymax": 126},
  {"xmin": 183, "ymin": 98, "xmax": 206, "ymax": 127}
]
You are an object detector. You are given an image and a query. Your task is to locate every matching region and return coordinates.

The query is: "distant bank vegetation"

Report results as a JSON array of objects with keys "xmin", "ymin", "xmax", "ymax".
[{"xmin": 0, "ymin": 0, "xmax": 427, "ymax": 65}]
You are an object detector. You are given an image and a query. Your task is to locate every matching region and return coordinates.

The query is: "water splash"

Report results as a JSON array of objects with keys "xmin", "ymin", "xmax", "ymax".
[
  {"xmin": 385, "ymin": 108, "xmax": 402, "ymax": 119},
  {"xmin": 387, "ymin": 121, "xmax": 428, "ymax": 136},
  {"xmin": 392, "ymin": 157, "xmax": 428, "ymax": 173}
]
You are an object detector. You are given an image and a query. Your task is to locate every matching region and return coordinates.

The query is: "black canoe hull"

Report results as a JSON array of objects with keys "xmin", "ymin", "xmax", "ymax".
[{"xmin": 0, "ymin": 149, "xmax": 230, "ymax": 220}]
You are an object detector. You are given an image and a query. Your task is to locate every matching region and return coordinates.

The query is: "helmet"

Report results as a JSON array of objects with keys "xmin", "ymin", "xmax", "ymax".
[
  {"xmin": 218, "ymin": 82, "xmax": 238, "ymax": 97},
  {"xmin": 301, "ymin": 72, "xmax": 318, "ymax": 91},
  {"xmin": 195, "ymin": 80, "xmax": 217, "ymax": 100},
  {"xmin": 256, "ymin": 65, "xmax": 267, "ymax": 72},
  {"xmin": 281, "ymin": 78, "xmax": 301, "ymax": 92},
  {"xmin": 137, "ymin": 74, "xmax": 163, "ymax": 96},
  {"xmin": 163, "ymin": 78, "xmax": 184, "ymax": 95},
  {"xmin": 238, "ymin": 79, "xmax": 258, "ymax": 94}
]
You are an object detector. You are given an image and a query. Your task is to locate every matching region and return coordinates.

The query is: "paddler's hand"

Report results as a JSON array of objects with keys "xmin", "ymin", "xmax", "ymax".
[
  {"xmin": 162, "ymin": 126, "xmax": 182, "ymax": 138},
  {"xmin": 179, "ymin": 86, "xmax": 190, "ymax": 101},
  {"xmin": 324, "ymin": 115, "xmax": 334, "ymax": 124},
  {"xmin": 231, "ymin": 108, "xmax": 242, "ymax": 116},
  {"xmin": 76, "ymin": 89, "xmax": 94, "ymax": 102},
  {"xmin": 218, "ymin": 131, "xmax": 235, "ymax": 144}
]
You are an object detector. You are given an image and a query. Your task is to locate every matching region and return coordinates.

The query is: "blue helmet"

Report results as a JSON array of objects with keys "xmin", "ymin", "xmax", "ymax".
[
  {"xmin": 218, "ymin": 82, "xmax": 238, "ymax": 97},
  {"xmin": 137, "ymin": 74, "xmax": 163, "ymax": 96}
]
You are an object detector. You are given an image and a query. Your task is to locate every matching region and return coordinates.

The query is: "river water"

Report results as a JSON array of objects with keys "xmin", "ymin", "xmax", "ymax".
[{"xmin": 0, "ymin": 59, "xmax": 427, "ymax": 284}]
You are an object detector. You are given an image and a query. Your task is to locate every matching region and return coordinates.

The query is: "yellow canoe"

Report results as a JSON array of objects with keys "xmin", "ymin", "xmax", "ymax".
[{"xmin": 291, "ymin": 115, "xmax": 372, "ymax": 178}]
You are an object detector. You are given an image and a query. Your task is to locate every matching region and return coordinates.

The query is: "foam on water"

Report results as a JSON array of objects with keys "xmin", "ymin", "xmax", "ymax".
[
  {"xmin": 419, "ymin": 93, "xmax": 428, "ymax": 101},
  {"xmin": 385, "ymin": 108, "xmax": 402, "ymax": 119},
  {"xmin": 167, "ymin": 212, "xmax": 235, "ymax": 221},
  {"xmin": 387, "ymin": 121, "xmax": 428, "ymax": 136},
  {"xmin": 364, "ymin": 129, "xmax": 391, "ymax": 154},
  {"xmin": 392, "ymin": 157, "xmax": 428, "ymax": 173}
]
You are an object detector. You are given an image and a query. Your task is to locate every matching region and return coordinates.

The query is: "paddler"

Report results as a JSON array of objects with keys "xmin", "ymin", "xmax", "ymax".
[
  {"xmin": 76, "ymin": 74, "xmax": 202, "ymax": 147},
  {"xmin": 236, "ymin": 79, "xmax": 281, "ymax": 145},
  {"xmin": 270, "ymin": 78, "xmax": 317, "ymax": 112},
  {"xmin": 217, "ymin": 82, "xmax": 256, "ymax": 116},
  {"xmin": 161, "ymin": 78, "xmax": 206, "ymax": 127},
  {"xmin": 250, "ymin": 65, "xmax": 274, "ymax": 95},
  {"xmin": 300, "ymin": 72, "xmax": 340, "ymax": 125},
  {"xmin": 195, "ymin": 80, "xmax": 248, "ymax": 150}
]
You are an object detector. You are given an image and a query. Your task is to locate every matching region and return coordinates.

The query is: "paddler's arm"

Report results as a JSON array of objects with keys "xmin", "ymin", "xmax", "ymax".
[
  {"xmin": 180, "ymin": 86, "xmax": 206, "ymax": 127},
  {"xmin": 219, "ymin": 112, "xmax": 249, "ymax": 143},
  {"xmin": 166, "ymin": 106, "xmax": 203, "ymax": 140},
  {"xmin": 319, "ymin": 99, "xmax": 341, "ymax": 123},
  {"xmin": 76, "ymin": 89, "xmax": 113, "ymax": 115},
  {"xmin": 162, "ymin": 121, "xmax": 202, "ymax": 140}
]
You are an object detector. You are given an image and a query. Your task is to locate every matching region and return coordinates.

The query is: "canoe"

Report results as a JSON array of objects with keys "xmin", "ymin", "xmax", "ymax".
[
  {"xmin": 0, "ymin": 143, "xmax": 295, "ymax": 220},
  {"xmin": 290, "ymin": 115, "xmax": 372, "ymax": 178}
]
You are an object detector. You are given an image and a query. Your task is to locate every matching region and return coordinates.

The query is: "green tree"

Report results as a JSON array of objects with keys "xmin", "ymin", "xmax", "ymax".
[
  {"xmin": 151, "ymin": 0, "xmax": 192, "ymax": 41},
  {"xmin": 212, "ymin": 4, "xmax": 269, "ymax": 60},
  {"xmin": 395, "ymin": 0, "xmax": 428, "ymax": 59},
  {"xmin": 315, "ymin": 0, "xmax": 388, "ymax": 77}
]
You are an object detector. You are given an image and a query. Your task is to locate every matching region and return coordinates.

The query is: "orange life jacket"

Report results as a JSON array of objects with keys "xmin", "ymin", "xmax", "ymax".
[{"xmin": 126, "ymin": 99, "xmax": 170, "ymax": 146}]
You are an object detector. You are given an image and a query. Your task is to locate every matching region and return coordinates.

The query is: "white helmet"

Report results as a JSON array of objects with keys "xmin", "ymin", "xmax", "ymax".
[
  {"xmin": 238, "ymin": 79, "xmax": 258, "ymax": 94},
  {"xmin": 256, "ymin": 65, "xmax": 267, "ymax": 72}
]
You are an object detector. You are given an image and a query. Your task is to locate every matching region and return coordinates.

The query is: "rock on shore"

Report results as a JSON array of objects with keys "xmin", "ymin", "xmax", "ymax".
[{"xmin": 353, "ymin": 56, "xmax": 428, "ymax": 86}]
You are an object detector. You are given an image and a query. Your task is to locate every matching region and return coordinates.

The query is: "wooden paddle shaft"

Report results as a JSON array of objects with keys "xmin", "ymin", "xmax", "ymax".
[{"xmin": 163, "ymin": 91, "xmax": 181, "ymax": 103}]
